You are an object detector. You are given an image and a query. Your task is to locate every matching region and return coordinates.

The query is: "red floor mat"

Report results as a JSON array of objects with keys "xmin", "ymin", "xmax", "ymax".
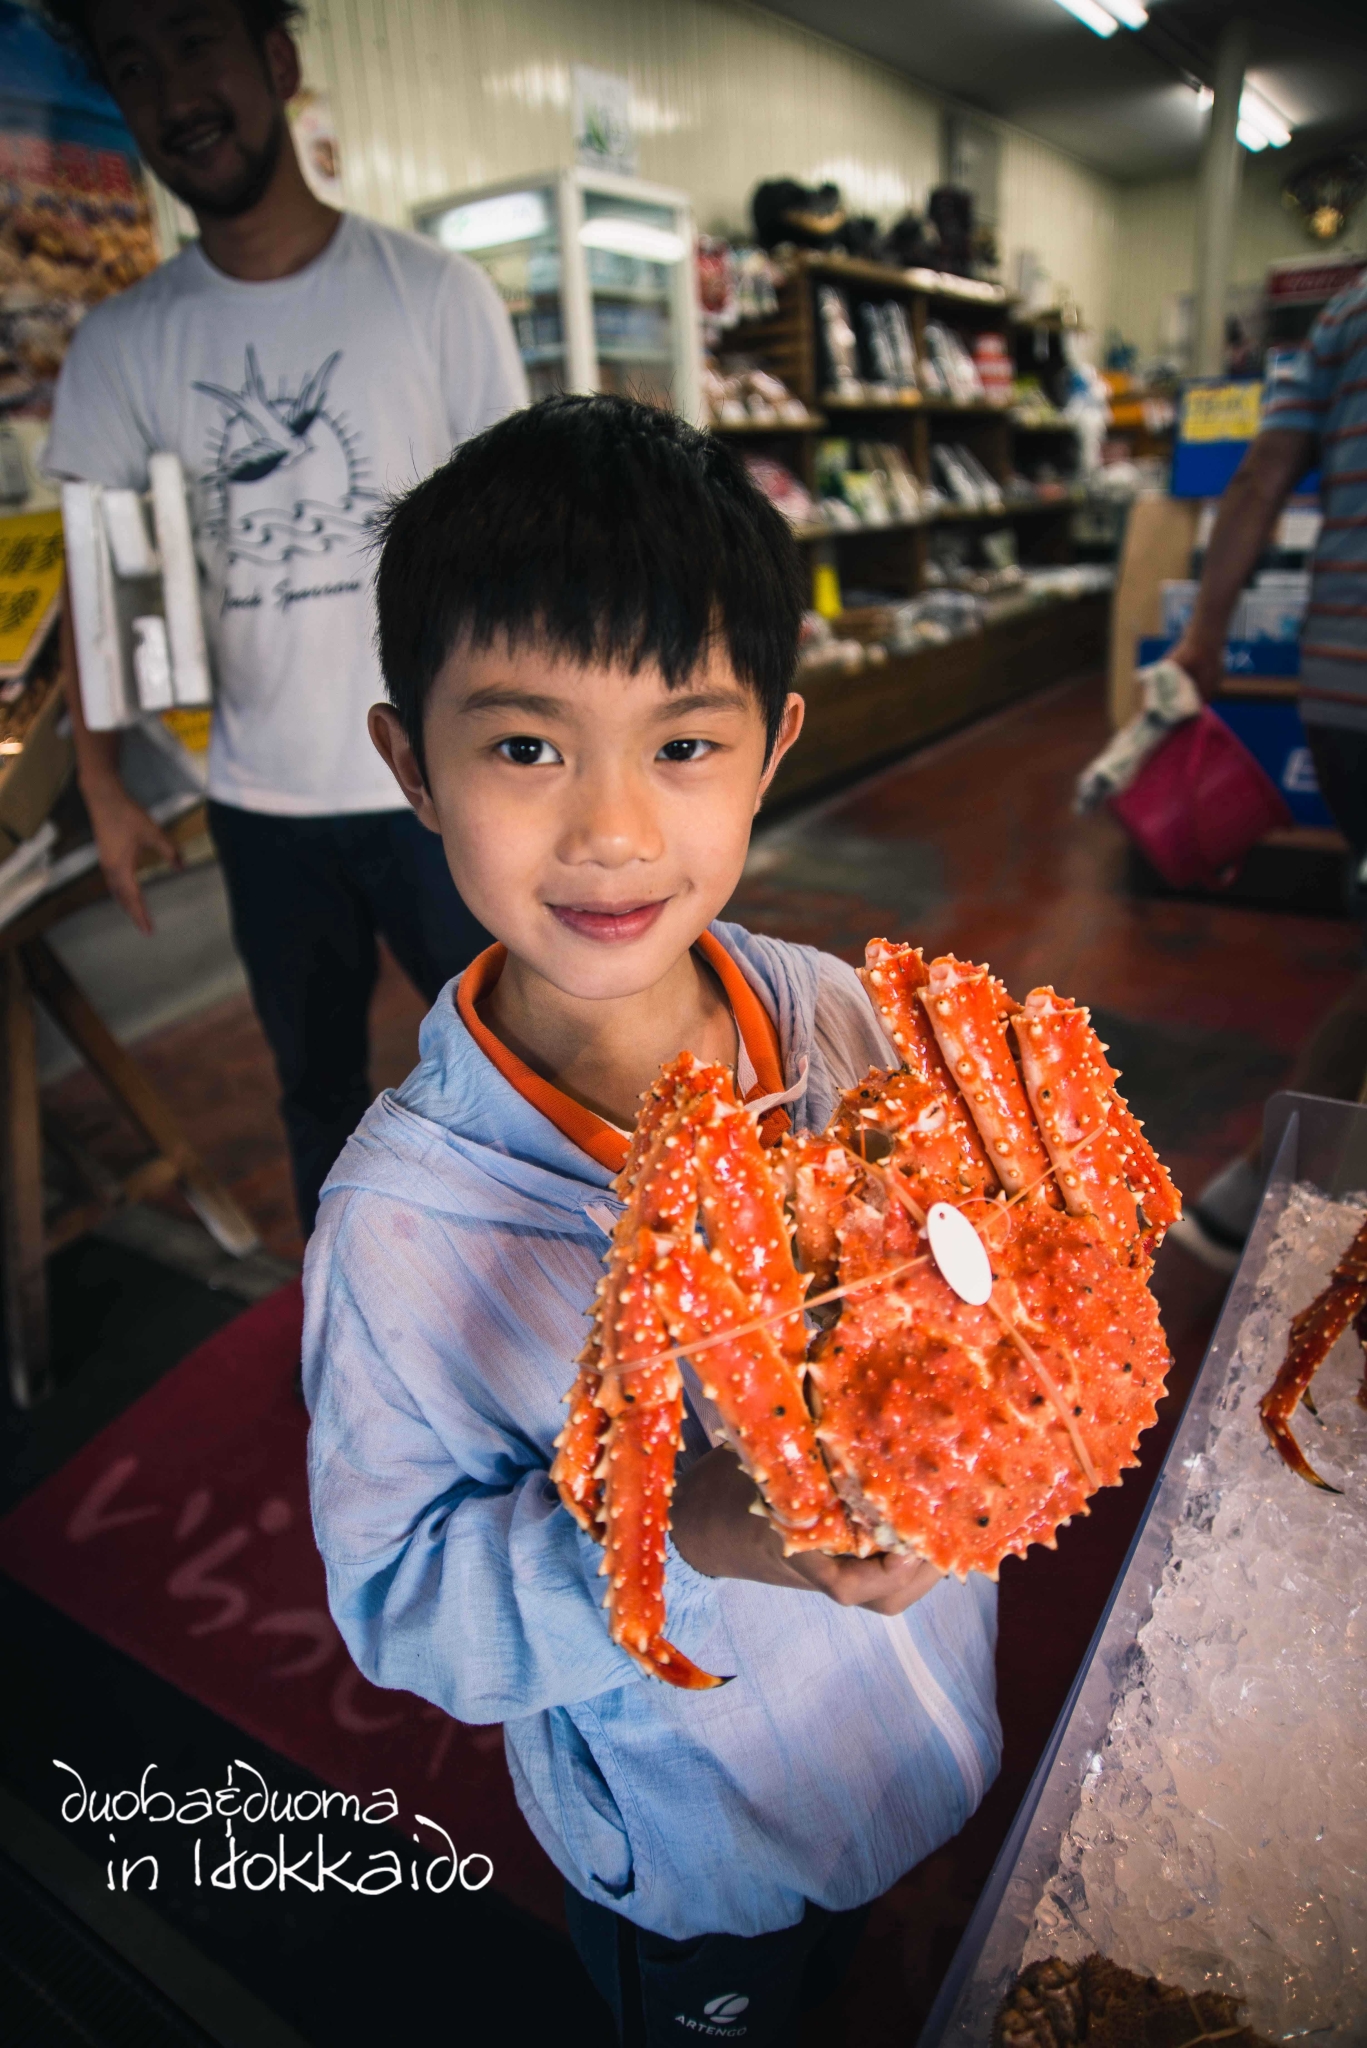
[{"xmin": 0, "ymin": 1284, "xmax": 562, "ymax": 1926}]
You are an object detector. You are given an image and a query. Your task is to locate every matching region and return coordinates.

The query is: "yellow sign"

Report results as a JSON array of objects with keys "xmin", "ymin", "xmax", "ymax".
[
  {"xmin": 160, "ymin": 707, "xmax": 212, "ymax": 754},
  {"xmin": 0, "ymin": 508, "xmax": 64, "ymax": 680},
  {"xmin": 1180, "ymin": 381, "xmax": 1263, "ymax": 445}
]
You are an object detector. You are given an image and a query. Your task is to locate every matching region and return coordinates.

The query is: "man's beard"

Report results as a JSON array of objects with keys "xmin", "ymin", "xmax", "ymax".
[{"xmin": 158, "ymin": 106, "xmax": 287, "ymax": 221}]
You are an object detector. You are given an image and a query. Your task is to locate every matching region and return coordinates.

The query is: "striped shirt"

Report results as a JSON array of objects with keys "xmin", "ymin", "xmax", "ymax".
[{"xmin": 1264, "ymin": 278, "xmax": 1367, "ymax": 727}]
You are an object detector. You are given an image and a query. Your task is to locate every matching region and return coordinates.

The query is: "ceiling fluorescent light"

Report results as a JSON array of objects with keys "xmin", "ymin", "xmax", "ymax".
[
  {"xmin": 1049, "ymin": 0, "xmax": 1118, "ymax": 37},
  {"xmin": 1239, "ymin": 87, "xmax": 1292, "ymax": 149},
  {"xmin": 1236, "ymin": 119, "xmax": 1270, "ymax": 152},
  {"xmin": 1098, "ymin": 0, "xmax": 1148, "ymax": 27}
]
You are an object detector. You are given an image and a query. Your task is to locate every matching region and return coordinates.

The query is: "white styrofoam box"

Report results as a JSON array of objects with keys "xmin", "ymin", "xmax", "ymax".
[
  {"xmin": 61, "ymin": 480, "xmax": 135, "ymax": 730},
  {"xmin": 148, "ymin": 453, "xmax": 212, "ymax": 707},
  {"xmin": 103, "ymin": 489, "xmax": 159, "ymax": 578}
]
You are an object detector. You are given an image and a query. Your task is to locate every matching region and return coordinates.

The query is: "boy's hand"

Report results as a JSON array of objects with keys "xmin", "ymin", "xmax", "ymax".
[{"xmin": 671, "ymin": 1447, "xmax": 942, "ymax": 1616}]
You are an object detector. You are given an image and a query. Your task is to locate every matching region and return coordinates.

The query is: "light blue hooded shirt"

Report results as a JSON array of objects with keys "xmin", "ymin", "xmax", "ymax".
[{"xmin": 302, "ymin": 921, "xmax": 1001, "ymax": 1940}]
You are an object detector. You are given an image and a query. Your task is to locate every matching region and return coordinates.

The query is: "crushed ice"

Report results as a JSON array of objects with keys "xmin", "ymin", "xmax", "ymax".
[{"xmin": 1023, "ymin": 1183, "xmax": 1367, "ymax": 2040}]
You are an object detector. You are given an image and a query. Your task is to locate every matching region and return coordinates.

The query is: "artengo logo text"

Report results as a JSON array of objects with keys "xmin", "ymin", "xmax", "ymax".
[{"xmin": 673, "ymin": 1992, "xmax": 750, "ymax": 2035}]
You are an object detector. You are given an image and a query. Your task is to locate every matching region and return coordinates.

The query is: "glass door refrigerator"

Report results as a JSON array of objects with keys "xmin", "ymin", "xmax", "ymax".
[{"xmin": 414, "ymin": 168, "xmax": 701, "ymax": 423}]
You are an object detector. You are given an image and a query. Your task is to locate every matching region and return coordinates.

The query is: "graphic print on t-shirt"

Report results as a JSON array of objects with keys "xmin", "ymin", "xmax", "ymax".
[{"xmin": 193, "ymin": 344, "xmax": 379, "ymax": 569}]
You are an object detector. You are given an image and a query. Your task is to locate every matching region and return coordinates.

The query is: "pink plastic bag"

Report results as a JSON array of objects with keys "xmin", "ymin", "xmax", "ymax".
[{"xmin": 1108, "ymin": 706, "xmax": 1292, "ymax": 890}]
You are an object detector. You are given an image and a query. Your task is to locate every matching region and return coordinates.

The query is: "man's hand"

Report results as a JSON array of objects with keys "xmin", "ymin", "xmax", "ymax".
[
  {"xmin": 671, "ymin": 1445, "xmax": 942, "ymax": 1616},
  {"xmin": 83, "ymin": 778, "xmax": 180, "ymax": 935}
]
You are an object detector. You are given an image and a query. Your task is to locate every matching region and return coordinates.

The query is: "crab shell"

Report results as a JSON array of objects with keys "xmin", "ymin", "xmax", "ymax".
[{"xmin": 551, "ymin": 939, "xmax": 1180, "ymax": 1688}]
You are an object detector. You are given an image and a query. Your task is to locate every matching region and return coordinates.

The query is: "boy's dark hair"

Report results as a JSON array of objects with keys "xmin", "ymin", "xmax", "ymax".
[
  {"xmin": 40, "ymin": 0, "xmax": 304, "ymax": 77},
  {"xmin": 374, "ymin": 395, "xmax": 806, "ymax": 778}
]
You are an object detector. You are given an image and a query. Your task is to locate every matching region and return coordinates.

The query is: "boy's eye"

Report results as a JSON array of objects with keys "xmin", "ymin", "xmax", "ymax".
[
  {"xmin": 657, "ymin": 738, "xmax": 714, "ymax": 763},
  {"xmin": 497, "ymin": 736, "xmax": 562, "ymax": 766}
]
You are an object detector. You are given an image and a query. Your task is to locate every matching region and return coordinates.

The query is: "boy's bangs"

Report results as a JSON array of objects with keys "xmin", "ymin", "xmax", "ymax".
[{"xmin": 375, "ymin": 395, "xmax": 804, "ymax": 771}]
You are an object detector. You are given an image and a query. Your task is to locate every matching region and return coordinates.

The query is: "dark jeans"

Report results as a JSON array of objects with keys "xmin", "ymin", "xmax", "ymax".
[
  {"xmin": 208, "ymin": 800, "xmax": 489, "ymax": 1233},
  {"xmin": 564, "ymin": 1885, "xmax": 870, "ymax": 2047}
]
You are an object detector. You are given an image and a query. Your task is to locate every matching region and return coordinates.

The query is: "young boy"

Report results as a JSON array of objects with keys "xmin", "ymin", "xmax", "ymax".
[{"xmin": 302, "ymin": 396, "xmax": 1001, "ymax": 2044}]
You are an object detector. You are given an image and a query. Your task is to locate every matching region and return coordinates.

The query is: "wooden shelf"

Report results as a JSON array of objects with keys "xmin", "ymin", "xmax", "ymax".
[
  {"xmin": 779, "ymin": 250, "xmax": 1008, "ymax": 306},
  {"xmin": 789, "ymin": 496, "xmax": 1083, "ymax": 543},
  {"xmin": 769, "ymin": 593, "xmax": 1108, "ymax": 810},
  {"xmin": 709, "ymin": 414, "xmax": 825, "ymax": 434},
  {"xmin": 822, "ymin": 393, "xmax": 922, "ymax": 413}
]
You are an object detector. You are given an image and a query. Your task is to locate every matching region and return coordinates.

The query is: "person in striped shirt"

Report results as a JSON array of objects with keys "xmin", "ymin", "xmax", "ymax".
[{"xmin": 1171, "ymin": 272, "xmax": 1367, "ymax": 1269}]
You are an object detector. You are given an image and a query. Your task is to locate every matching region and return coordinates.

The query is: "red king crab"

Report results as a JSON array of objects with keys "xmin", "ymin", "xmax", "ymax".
[{"xmin": 552, "ymin": 939, "xmax": 1181, "ymax": 1688}]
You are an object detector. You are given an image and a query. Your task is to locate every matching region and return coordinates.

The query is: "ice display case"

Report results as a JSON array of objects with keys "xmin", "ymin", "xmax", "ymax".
[
  {"xmin": 919, "ymin": 1091, "xmax": 1367, "ymax": 2045},
  {"xmin": 414, "ymin": 168, "xmax": 701, "ymax": 423}
]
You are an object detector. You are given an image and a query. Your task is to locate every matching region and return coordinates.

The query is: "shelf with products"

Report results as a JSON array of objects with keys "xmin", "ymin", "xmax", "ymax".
[{"xmin": 715, "ymin": 256, "xmax": 1107, "ymax": 602}]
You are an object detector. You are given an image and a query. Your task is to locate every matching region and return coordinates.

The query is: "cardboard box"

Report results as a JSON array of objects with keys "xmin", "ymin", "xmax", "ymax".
[{"xmin": 0, "ymin": 676, "xmax": 73, "ymax": 842}]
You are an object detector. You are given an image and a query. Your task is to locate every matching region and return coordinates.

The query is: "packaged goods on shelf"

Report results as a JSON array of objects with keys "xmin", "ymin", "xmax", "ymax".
[
  {"xmin": 971, "ymin": 332, "xmax": 1012, "ymax": 407},
  {"xmin": 702, "ymin": 361, "xmax": 813, "ymax": 427},
  {"xmin": 1010, "ymin": 376, "xmax": 1068, "ymax": 427},
  {"xmin": 932, "ymin": 441, "xmax": 1003, "ymax": 511},
  {"xmin": 796, "ymin": 608, "xmax": 879, "ymax": 675},
  {"xmin": 816, "ymin": 285, "xmax": 862, "ymax": 402},
  {"xmin": 741, "ymin": 453, "xmax": 820, "ymax": 530},
  {"xmin": 885, "ymin": 590, "xmax": 984, "ymax": 649},
  {"xmin": 923, "ymin": 323, "xmax": 985, "ymax": 404},
  {"xmin": 696, "ymin": 238, "xmax": 782, "ymax": 347},
  {"xmin": 815, "ymin": 439, "xmax": 923, "ymax": 526},
  {"xmin": 853, "ymin": 300, "xmax": 918, "ymax": 399}
]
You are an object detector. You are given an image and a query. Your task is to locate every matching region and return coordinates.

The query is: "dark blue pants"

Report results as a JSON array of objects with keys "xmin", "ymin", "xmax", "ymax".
[
  {"xmin": 564, "ymin": 1885, "xmax": 870, "ymax": 2046},
  {"xmin": 207, "ymin": 801, "xmax": 489, "ymax": 1232}
]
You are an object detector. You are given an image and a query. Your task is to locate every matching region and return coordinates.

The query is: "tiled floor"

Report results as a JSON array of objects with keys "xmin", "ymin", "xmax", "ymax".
[{"xmin": 34, "ymin": 670, "xmax": 1366, "ymax": 2040}]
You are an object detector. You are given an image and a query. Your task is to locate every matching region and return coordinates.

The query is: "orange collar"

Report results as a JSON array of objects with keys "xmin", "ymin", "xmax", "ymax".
[{"xmin": 455, "ymin": 931, "xmax": 785, "ymax": 1174}]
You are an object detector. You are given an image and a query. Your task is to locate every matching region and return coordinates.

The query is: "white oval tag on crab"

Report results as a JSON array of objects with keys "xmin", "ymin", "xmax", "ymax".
[{"xmin": 926, "ymin": 1201, "xmax": 993, "ymax": 1306}]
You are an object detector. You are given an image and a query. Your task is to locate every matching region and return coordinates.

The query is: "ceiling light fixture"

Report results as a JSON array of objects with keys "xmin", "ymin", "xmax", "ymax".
[
  {"xmin": 1098, "ymin": 0, "xmax": 1149, "ymax": 27},
  {"xmin": 1048, "ymin": 0, "xmax": 1119, "ymax": 38},
  {"xmin": 1237, "ymin": 119, "xmax": 1270, "ymax": 152},
  {"xmin": 1239, "ymin": 86, "xmax": 1293, "ymax": 149}
]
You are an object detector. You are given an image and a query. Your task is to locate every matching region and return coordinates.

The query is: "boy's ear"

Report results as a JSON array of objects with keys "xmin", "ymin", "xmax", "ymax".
[
  {"xmin": 755, "ymin": 693, "xmax": 805, "ymax": 812},
  {"xmin": 368, "ymin": 704, "xmax": 441, "ymax": 831}
]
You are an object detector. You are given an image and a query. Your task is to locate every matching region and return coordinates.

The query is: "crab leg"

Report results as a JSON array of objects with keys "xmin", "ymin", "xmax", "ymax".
[
  {"xmin": 917, "ymin": 956, "xmax": 1057, "ymax": 1202},
  {"xmin": 598, "ymin": 1228, "xmax": 725, "ymax": 1688},
  {"xmin": 694, "ymin": 1097, "xmax": 812, "ymax": 1372},
  {"xmin": 1259, "ymin": 1216, "xmax": 1367, "ymax": 1490},
  {"xmin": 554, "ymin": 1058, "xmax": 717, "ymax": 1552},
  {"xmin": 1013, "ymin": 987, "xmax": 1179, "ymax": 1263},
  {"xmin": 551, "ymin": 1332, "xmax": 607, "ymax": 1535},
  {"xmin": 650, "ymin": 1231, "xmax": 858, "ymax": 1552}
]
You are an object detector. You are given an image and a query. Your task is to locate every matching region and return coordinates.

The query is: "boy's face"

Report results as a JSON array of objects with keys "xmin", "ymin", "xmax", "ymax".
[{"xmin": 370, "ymin": 640, "xmax": 803, "ymax": 1002}]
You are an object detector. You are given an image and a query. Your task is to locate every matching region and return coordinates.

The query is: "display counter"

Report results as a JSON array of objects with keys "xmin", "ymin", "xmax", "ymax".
[
  {"xmin": 919, "ymin": 1091, "xmax": 1367, "ymax": 2046},
  {"xmin": 769, "ymin": 590, "xmax": 1108, "ymax": 810}
]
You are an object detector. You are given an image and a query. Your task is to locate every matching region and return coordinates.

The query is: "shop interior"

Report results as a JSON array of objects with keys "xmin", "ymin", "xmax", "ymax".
[{"xmin": 2, "ymin": 0, "xmax": 1366, "ymax": 2041}]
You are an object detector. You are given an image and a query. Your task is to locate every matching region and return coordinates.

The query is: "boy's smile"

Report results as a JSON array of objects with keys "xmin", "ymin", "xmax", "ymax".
[
  {"xmin": 548, "ymin": 899, "xmax": 671, "ymax": 944},
  {"xmin": 369, "ymin": 635, "xmax": 803, "ymax": 1125}
]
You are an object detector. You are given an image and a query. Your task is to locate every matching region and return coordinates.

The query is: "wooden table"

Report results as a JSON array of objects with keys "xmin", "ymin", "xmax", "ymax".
[{"xmin": 1, "ymin": 806, "xmax": 259, "ymax": 1408}]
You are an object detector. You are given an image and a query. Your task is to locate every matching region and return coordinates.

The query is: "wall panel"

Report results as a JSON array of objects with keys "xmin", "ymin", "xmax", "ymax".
[{"xmin": 296, "ymin": 0, "xmax": 1119, "ymax": 328}]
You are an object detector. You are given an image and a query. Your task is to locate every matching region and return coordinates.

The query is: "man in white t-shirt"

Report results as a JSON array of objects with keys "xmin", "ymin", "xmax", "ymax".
[{"xmin": 42, "ymin": 0, "xmax": 527, "ymax": 1231}]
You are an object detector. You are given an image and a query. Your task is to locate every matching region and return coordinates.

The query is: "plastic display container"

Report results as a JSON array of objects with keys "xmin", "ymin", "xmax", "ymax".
[{"xmin": 917, "ymin": 1091, "xmax": 1367, "ymax": 2045}]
